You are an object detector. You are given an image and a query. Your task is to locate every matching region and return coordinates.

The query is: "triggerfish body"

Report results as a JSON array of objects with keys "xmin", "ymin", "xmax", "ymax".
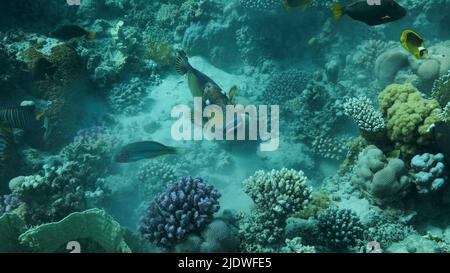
[
  {"xmin": 114, "ymin": 141, "xmax": 180, "ymax": 163},
  {"xmin": 400, "ymin": 29, "xmax": 429, "ymax": 59},
  {"xmin": 50, "ymin": 24, "xmax": 96, "ymax": 41},
  {"xmin": 175, "ymin": 50, "xmax": 238, "ymax": 108},
  {"xmin": 283, "ymin": 0, "xmax": 310, "ymax": 11},
  {"xmin": 175, "ymin": 50, "xmax": 221, "ymax": 98},
  {"xmin": 333, "ymin": 0, "xmax": 407, "ymax": 26}
]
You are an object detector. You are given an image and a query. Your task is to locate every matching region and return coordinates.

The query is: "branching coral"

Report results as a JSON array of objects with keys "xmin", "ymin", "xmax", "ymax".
[
  {"xmin": 238, "ymin": 0, "xmax": 280, "ymax": 10},
  {"xmin": 432, "ymin": 72, "xmax": 450, "ymax": 108},
  {"xmin": 351, "ymin": 145, "xmax": 411, "ymax": 205},
  {"xmin": 343, "ymin": 96, "xmax": 385, "ymax": 133},
  {"xmin": 379, "ymin": 83, "xmax": 443, "ymax": 158},
  {"xmin": 240, "ymin": 169, "xmax": 312, "ymax": 252},
  {"xmin": 316, "ymin": 207, "xmax": 364, "ymax": 250},
  {"xmin": 311, "ymin": 135, "xmax": 350, "ymax": 161},
  {"xmin": 139, "ymin": 176, "xmax": 221, "ymax": 248},
  {"xmin": 243, "ymin": 168, "xmax": 311, "ymax": 218}
]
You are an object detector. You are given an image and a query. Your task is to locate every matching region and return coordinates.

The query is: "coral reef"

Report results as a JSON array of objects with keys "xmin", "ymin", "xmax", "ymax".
[
  {"xmin": 10, "ymin": 160, "xmax": 108, "ymax": 225},
  {"xmin": 107, "ymin": 77, "xmax": 151, "ymax": 115},
  {"xmin": 137, "ymin": 161, "xmax": 185, "ymax": 199},
  {"xmin": 410, "ymin": 153, "xmax": 446, "ymax": 194},
  {"xmin": 343, "ymin": 97, "xmax": 385, "ymax": 133},
  {"xmin": 18, "ymin": 209, "xmax": 131, "ymax": 253},
  {"xmin": 351, "ymin": 145, "xmax": 411, "ymax": 205},
  {"xmin": 139, "ymin": 176, "xmax": 221, "ymax": 248},
  {"xmin": 365, "ymin": 222, "xmax": 415, "ymax": 248},
  {"xmin": 0, "ymin": 194, "xmax": 20, "ymax": 216},
  {"xmin": 243, "ymin": 168, "xmax": 311, "ymax": 218},
  {"xmin": 240, "ymin": 169, "xmax": 312, "ymax": 252},
  {"xmin": 260, "ymin": 70, "xmax": 310, "ymax": 106},
  {"xmin": 432, "ymin": 72, "xmax": 450, "ymax": 108},
  {"xmin": 379, "ymin": 83, "xmax": 443, "ymax": 158},
  {"xmin": 316, "ymin": 207, "xmax": 364, "ymax": 250}
]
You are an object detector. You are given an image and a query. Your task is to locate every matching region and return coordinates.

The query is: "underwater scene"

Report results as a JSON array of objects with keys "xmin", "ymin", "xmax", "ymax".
[{"xmin": 0, "ymin": 0, "xmax": 450, "ymax": 254}]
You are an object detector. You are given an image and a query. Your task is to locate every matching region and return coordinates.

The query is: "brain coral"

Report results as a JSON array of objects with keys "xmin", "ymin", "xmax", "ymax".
[
  {"xmin": 352, "ymin": 145, "xmax": 411, "ymax": 205},
  {"xmin": 379, "ymin": 83, "xmax": 443, "ymax": 158},
  {"xmin": 244, "ymin": 168, "xmax": 311, "ymax": 217}
]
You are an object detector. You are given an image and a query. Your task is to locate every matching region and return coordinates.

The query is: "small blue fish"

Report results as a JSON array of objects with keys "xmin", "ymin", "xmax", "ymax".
[{"xmin": 115, "ymin": 141, "xmax": 180, "ymax": 163}]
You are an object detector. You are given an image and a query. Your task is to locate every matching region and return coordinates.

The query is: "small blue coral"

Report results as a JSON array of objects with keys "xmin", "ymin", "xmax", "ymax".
[
  {"xmin": 410, "ymin": 153, "xmax": 446, "ymax": 194},
  {"xmin": 316, "ymin": 207, "xmax": 364, "ymax": 250},
  {"xmin": 139, "ymin": 176, "xmax": 221, "ymax": 248}
]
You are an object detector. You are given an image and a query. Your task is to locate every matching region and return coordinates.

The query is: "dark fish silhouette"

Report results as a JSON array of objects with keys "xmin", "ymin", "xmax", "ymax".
[
  {"xmin": 115, "ymin": 141, "xmax": 179, "ymax": 163},
  {"xmin": 50, "ymin": 25, "xmax": 96, "ymax": 40},
  {"xmin": 333, "ymin": 0, "xmax": 407, "ymax": 26}
]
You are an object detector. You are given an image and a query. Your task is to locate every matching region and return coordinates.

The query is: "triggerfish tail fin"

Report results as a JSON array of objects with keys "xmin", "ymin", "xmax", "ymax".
[
  {"xmin": 86, "ymin": 32, "xmax": 96, "ymax": 40},
  {"xmin": 332, "ymin": 2, "xmax": 345, "ymax": 19},
  {"xmin": 175, "ymin": 50, "xmax": 190, "ymax": 75},
  {"xmin": 228, "ymin": 85, "xmax": 238, "ymax": 104}
]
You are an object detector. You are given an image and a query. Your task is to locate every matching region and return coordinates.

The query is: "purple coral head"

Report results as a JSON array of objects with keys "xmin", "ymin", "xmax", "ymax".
[{"xmin": 138, "ymin": 176, "xmax": 221, "ymax": 248}]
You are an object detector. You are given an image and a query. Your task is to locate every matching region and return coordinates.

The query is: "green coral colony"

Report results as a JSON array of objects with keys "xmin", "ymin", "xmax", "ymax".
[{"xmin": 1, "ymin": 0, "xmax": 450, "ymax": 254}]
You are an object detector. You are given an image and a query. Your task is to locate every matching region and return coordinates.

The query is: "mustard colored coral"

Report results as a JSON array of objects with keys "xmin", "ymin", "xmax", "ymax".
[{"xmin": 379, "ymin": 83, "xmax": 442, "ymax": 158}]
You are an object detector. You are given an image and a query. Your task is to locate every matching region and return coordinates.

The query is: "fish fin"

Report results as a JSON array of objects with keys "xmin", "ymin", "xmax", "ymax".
[
  {"xmin": 86, "ymin": 32, "xmax": 96, "ymax": 40},
  {"xmin": 175, "ymin": 50, "xmax": 190, "ymax": 75},
  {"xmin": 332, "ymin": 2, "xmax": 345, "ymax": 19},
  {"xmin": 35, "ymin": 112, "xmax": 45, "ymax": 121},
  {"xmin": 228, "ymin": 85, "xmax": 238, "ymax": 104},
  {"xmin": 173, "ymin": 147, "xmax": 187, "ymax": 155}
]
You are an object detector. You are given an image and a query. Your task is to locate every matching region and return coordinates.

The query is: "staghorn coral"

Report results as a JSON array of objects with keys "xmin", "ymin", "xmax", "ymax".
[
  {"xmin": 410, "ymin": 153, "xmax": 446, "ymax": 194},
  {"xmin": 243, "ymin": 168, "xmax": 311, "ymax": 218},
  {"xmin": 432, "ymin": 72, "xmax": 450, "ymax": 108},
  {"xmin": 379, "ymin": 83, "xmax": 443, "ymax": 158},
  {"xmin": 139, "ymin": 176, "xmax": 221, "ymax": 248},
  {"xmin": 351, "ymin": 145, "xmax": 412, "ymax": 206},
  {"xmin": 343, "ymin": 96, "xmax": 385, "ymax": 133},
  {"xmin": 316, "ymin": 207, "xmax": 364, "ymax": 250},
  {"xmin": 18, "ymin": 209, "xmax": 131, "ymax": 253}
]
